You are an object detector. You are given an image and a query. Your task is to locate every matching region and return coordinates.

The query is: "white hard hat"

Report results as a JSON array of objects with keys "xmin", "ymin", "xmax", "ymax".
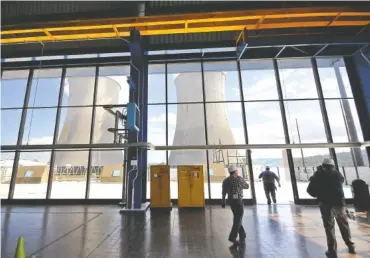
[
  {"xmin": 322, "ymin": 158, "xmax": 335, "ymax": 166},
  {"xmin": 228, "ymin": 165, "xmax": 238, "ymax": 173}
]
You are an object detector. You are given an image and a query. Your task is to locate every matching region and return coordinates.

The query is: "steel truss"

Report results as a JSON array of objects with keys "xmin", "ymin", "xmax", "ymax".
[{"xmin": 1, "ymin": 8, "xmax": 370, "ymax": 44}]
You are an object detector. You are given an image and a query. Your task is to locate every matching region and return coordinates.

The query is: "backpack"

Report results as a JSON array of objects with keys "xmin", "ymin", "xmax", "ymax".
[{"xmin": 307, "ymin": 176, "xmax": 319, "ymax": 198}]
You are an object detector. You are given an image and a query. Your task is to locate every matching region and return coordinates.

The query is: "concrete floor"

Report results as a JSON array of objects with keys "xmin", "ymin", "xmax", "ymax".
[{"xmin": 1, "ymin": 205, "xmax": 369, "ymax": 258}]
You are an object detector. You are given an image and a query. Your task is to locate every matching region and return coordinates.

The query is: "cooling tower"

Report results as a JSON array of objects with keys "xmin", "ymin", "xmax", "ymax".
[
  {"xmin": 169, "ymin": 72, "xmax": 239, "ymax": 166},
  {"xmin": 55, "ymin": 77, "xmax": 124, "ymax": 166}
]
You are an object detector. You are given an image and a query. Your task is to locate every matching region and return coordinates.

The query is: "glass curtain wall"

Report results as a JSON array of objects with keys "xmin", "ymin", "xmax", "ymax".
[
  {"xmin": 1, "ymin": 65, "xmax": 131, "ymax": 199},
  {"xmin": 146, "ymin": 58, "xmax": 368, "ymax": 201},
  {"xmin": 318, "ymin": 58, "xmax": 369, "ymax": 198},
  {"xmin": 1, "ymin": 57, "xmax": 368, "ymax": 201}
]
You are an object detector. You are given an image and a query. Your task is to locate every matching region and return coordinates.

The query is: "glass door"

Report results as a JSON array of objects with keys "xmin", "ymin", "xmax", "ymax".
[{"xmin": 251, "ymin": 149, "xmax": 295, "ymax": 204}]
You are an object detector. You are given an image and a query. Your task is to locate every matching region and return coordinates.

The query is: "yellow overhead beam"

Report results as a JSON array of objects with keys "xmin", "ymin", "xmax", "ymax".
[{"xmin": 1, "ymin": 8, "xmax": 370, "ymax": 44}]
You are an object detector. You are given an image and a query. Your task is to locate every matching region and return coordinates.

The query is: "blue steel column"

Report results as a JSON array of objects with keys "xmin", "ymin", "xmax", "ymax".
[
  {"xmin": 126, "ymin": 28, "xmax": 145, "ymax": 209},
  {"xmin": 140, "ymin": 50, "xmax": 148, "ymax": 203},
  {"xmin": 344, "ymin": 49, "xmax": 370, "ymax": 163}
]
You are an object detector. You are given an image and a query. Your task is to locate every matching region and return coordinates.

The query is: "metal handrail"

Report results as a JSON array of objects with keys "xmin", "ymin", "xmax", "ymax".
[{"xmin": 1, "ymin": 141, "xmax": 368, "ymax": 151}]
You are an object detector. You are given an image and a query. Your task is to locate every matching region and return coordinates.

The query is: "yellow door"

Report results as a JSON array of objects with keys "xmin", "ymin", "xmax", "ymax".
[
  {"xmin": 150, "ymin": 165, "xmax": 171, "ymax": 208},
  {"xmin": 178, "ymin": 165, "xmax": 204, "ymax": 207},
  {"xmin": 178, "ymin": 166, "xmax": 191, "ymax": 207}
]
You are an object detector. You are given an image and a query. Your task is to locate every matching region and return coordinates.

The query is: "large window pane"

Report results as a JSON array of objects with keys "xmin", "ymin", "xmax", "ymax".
[
  {"xmin": 0, "ymin": 152, "xmax": 15, "ymax": 199},
  {"xmin": 240, "ymin": 60, "xmax": 279, "ymax": 101},
  {"xmin": 148, "ymin": 105, "xmax": 166, "ymax": 145},
  {"xmin": 284, "ymin": 100, "xmax": 327, "ymax": 143},
  {"xmin": 169, "ymin": 102, "xmax": 204, "ymax": 200},
  {"xmin": 147, "ymin": 150, "xmax": 167, "ymax": 199},
  {"xmin": 1, "ymin": 109, "xmax": 22, "ymax": 145},
  {"xmin": 245, "ymin": 101, "xmax": 285, "ymax": 144},
  {"xmin": 97, "ymin": 66, "xmax": 130, "ymax": 105},
  {"xmin": 57, "ymin": 107, "xmax": 92, "ymax": 144},
  {"xmin": 325, "ymin": 99, "xmax": 364, "ymax": 143},
  {"xmin": 13, "ymin": 151, "xmax": 51, "ymax": 199},
  {"xmin": 278, "ymin": 59, "xmax": 318, "ymax": 99},
  {"xmin": 148, "ymin": 64, "xmax": 166, "ymax": 104},
  {"xmin": 203, "ymin": 61, "xmax": 241, "ymax": 101},
  {"xmin": 206, "ymin": 102, "xmax": 245, "ymax": 144},
  {"xmin": 317, "ymin": 58, "xmax": 353, "ymax": 98},
  {"xmin": 51, "ymin": 151, "xmax": 88, "ymax": 199},
  {"xmin": 22, "ymin": 108, "xmax": 56, "ymax": 145},
  {"xmin": 252, "ymin": 149, "xmax": 292, "ymax": 204},
  {"xmin": 167, "ymin": 62, "xmax": 202, "ymax": 103},
  {"xmin": 1, "ymin": 70, "xmax": 29, "ymax": 108},
  {"xmin": 168, "ymin": 103, "xmax": 205, "ymax": 146},
  {"xmin": 63, "ymin": 67, "xmax": 96, "ymax": 106},
  {"xmin": 93, "ymin": 106, "xmax": 124, "ymax": 144},
  {"xmin": 28, "ymin": 69, "xmax": 62, "ymax": 107},
  {"xmin": 208, "ymin": 149, "xmax": 252, "ymax": 199},
  {"xmin": 89, "ymin": 150, "xmax": 124, "ymax": 199}
]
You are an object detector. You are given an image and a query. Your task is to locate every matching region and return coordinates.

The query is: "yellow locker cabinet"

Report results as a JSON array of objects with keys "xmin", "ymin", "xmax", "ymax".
[
  {"xmin": 178, "ymin": 165, "xmax": 205, "ymax": 208},
  {"xmin": 150, "ymin": 165, "xmax": 171, "ymax": 208}
]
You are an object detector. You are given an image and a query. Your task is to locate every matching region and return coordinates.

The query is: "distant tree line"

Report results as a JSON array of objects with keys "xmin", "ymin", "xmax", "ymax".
[{"xmin": 293, "ymin": 150, "xmax": 369, "ymax": 167}]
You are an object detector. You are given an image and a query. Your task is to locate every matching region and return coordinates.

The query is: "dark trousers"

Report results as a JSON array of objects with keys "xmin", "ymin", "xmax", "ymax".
[
  {"xmin": 319, "ymin": 204, "xmax": 354, "ymax": 253},
  {"xmin": 264, "ymin": 183, "xmax": 276, "ymax": 203},
  {"xmin": 228, "ymin": 198, "xmax": 246, "ymax": 241}
]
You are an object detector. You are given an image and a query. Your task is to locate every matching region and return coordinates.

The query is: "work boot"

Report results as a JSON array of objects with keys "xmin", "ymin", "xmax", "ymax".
[
  {"xmin": 325, "ymin": 250, "xmax": 338, "ymax": 258},
  {"xmin": 239, "ymin": 235, "xmax": 246, "ymax": 244},
  {"xmin": 228, "ymin": 239, "xmax": 239, "ymax": 246},
  {"xmin": 348, "ymin": 245, "xmax": 356, "ymax": 254}
]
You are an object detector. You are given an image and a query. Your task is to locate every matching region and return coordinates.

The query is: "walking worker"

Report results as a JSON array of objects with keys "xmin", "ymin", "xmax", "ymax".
[
  {"xmin": 307, "ymin": 158, "xmax": 355, "ymax": 258},
  {"xmin": 258, "ymin": 166, "xmax": 281, "ymax": 205},
  {"xmin": 221, "ymin": 165, "xmax": 249, "ymax": 246}
]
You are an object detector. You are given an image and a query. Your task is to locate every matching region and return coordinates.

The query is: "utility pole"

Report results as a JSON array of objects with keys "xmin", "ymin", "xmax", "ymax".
[{"xmin": 295, "ymin": 118, "xmax": 307, "ymax": 177}]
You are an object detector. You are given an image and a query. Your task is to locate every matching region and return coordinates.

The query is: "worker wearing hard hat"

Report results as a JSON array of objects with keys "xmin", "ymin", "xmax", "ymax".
[
  {"xmin": 307, "ymin": 158, "xmax": 355, "ymax": 258},
  {"xmin": 221, "ymin": 165, "xmax": 249, "ymax": 246},
  {"xmin": 258, "ymin": 166, "xmax": 281, "ymax": 205}
]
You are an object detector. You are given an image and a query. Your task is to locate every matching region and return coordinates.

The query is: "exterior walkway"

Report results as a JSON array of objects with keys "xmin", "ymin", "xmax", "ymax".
[{"xmin": 1, "ymin": 205, "xmax": 369, "ymax": 258}]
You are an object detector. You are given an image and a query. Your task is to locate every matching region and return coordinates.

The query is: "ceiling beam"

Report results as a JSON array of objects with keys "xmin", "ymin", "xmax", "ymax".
[{"xmin": 1, "ymin": 7, "xmax": 370, "ymax": 45}]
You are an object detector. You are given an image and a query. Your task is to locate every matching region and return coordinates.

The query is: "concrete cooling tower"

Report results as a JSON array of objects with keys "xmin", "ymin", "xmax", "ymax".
[
  {"xmin": 169, "ymin": 72, "xmax": 239, "ymax": 166},
  {"xmin": 55, "ymin": 77, "xmax": 124, "ymax": 166}
]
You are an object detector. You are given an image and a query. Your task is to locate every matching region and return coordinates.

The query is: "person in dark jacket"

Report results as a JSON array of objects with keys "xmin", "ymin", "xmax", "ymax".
[
  {"xmin": 309, "ymin": 158, "xmax": 355, "ymax": 258},
  {"xmin": 222, "ymin": 165, "xmax": 249, "ymax": 246},
  {"xmin": 259, "ymin": 166, "xmax": 281, "ymax": 205}
]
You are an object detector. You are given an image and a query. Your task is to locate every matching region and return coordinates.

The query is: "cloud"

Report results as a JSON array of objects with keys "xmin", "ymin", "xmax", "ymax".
[
  {"xmin": 149, "ymin": 113, "xmax": 176, "ymax": 126},
  {"xmin": 63, "ymin": 79, "xmax": 69, "ymax": 96},
  {"xmin": 148, "ymin": 127, "xmax": 165, "ymax": 134},
  {"xmin": 149, "ymin": 113, "xmax": 166, "ymax": 122},
  {"xmin": 28, "ymin": 136, "xmax": 53, "ymax": 145},
  {"xmin": 243, "ymin": 76, "xmax": 278, "ymax": 100},
  {"xmin": 227, "ymin": 103, "xmax": 242, "ymax": 112}
]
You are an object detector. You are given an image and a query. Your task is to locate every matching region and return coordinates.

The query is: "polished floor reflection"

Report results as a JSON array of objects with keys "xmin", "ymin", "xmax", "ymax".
[{"xmin": 1, "ymin": 205, "xmax": 369, "ymax": 258}]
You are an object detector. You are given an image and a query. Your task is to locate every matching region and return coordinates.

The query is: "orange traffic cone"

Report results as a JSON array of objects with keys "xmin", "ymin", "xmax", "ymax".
[{"xmin": 14, "ymin": 236, "xmax": 26, "ymax": 258}]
